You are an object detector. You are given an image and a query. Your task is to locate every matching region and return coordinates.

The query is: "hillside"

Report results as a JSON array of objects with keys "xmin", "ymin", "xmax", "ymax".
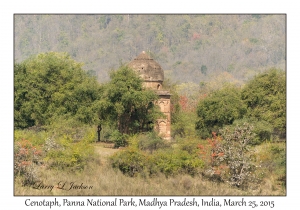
[{"xmin": 14, "ymin": 14, "xmax": 285, "ymax": 84}]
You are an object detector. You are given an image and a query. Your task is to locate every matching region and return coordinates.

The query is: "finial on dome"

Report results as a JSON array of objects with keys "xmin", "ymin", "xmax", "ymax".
[{"xmin": 142, "ymin": 51, "xmax": 145, "ymax": 54}]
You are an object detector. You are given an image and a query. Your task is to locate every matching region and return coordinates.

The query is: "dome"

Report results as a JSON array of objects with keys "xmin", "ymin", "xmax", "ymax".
[{"xmin": 127, "ymin": 51, "xmax": 164, "ymax": 82}]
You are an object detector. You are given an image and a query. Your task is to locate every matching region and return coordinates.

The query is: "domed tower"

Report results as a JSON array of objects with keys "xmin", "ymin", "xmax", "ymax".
[
  {"xmin": 128, "ymin": 51, "xmax": 171, "ymax": 140},
  {"xmin": 127, "ymin": 51, "xmax": 164, "ymax": 90}
]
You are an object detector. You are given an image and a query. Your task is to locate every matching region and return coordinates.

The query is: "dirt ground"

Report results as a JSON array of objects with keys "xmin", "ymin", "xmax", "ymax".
[{"xmin": 93, "ymin": 142, "xmax": 119, "ymax": 164}]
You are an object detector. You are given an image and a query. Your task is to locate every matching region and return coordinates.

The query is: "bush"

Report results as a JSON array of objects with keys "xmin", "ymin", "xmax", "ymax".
[
  {"xmin": 232, "ymin": 118, "xmax": 273, "ymax": 145},
  {"xmin": 14, "ymin": 139, "xmax": 43, "ymax": 186},
  {"xmin": 172, "ymin": 112, "xmax": 198, "ymax": 138},
  {"xmin": 256, "ymin": 142, "xmax": 286, "ymax": 187},
  {"xmin": 198, "ymin": 124, "xmax": 261, "ymax": 189},
  {"xmin": 14, "ymin": 129, "xmax": 48, "ymax": 146},
  {"xmin": 177, "ymin": 137, "xmax": 204, "ymax": 154},
  {"xmin": 152, "ymin": 149, "xmax": 204, "ymax": 177},
  {"xmin": 110, "ymin": 130, "xmax": 128, "ymax": 148},
  {"xmin": 110, "ymin": 147, "xmax": 148, "ymax": 177},
  {"xmin": 137, "ymin": 132, "xmax": 168, "ymax": 153},
  {"xmin": 44, "ymin": 134, "xmax": 95, "ymax": 171},
  {"xmin": 110, "ymin": 142, "xmax": 204, "ymax": 178}
]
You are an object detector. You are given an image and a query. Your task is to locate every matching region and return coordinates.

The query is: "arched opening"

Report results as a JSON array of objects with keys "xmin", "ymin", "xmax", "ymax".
[{"xmin": 157, "ymin": 84, "xmax": 161, "ymax": 90}]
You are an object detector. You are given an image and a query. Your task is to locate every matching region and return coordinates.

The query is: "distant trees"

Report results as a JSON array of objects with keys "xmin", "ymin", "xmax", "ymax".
[
  {"xmin": 14, "ymin": 15, "xmax": 285, "ymax": 84},
  {"xmin": 14, "ymin": 52, "xmax": 101, "ymax": 129}
]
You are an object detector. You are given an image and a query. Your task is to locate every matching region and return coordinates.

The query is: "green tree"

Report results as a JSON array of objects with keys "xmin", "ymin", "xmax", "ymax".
[
  {"xmin": 241, "ymin": 68, "xmax": 286, "ymax": 138},
  {"xmin": 195, "ymin": 84, "xmax": 247, "ymax": 138},
  {"xmin": 97, "ymin": 66, "xmax": 162, "ymax": 135},
  {"xmin": 14, "ymin": 52, "xmax": 101, "ymax": 129}
]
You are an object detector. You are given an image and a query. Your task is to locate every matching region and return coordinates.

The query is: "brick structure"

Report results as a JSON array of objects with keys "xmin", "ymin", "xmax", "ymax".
[{"xmin": 128, "ymin": 51, "xmax": 171, "ymax": 140}]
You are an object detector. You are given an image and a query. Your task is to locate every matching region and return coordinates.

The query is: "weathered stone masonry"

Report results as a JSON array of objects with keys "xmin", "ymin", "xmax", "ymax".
[{"xmin": 128, "ymin": 51, "xmax": 171, "ymax": 140}]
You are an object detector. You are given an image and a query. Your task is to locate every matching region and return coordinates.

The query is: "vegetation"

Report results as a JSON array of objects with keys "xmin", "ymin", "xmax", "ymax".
[
  {"xmin": 14, "ymin": 52, "xmax": 102, "ymax": 129},
  {"xmin": 110, "ymin": 133, "xmax": 204, "ymax": 178},
  {"xmin": 196, "ymin": 85, "xmax": 247, "ymax": 138},
  {"xmin": 97, "ymin": 66, "xmax": 162, "ymax": 136},
  {"xmin": 195, "ymin": 69, "xmax": 286, "ymax": 142},
  {"xmin": 199, "ymin": 124, "xmax": 259, "ymax": 189},
  {"xmin": 241, "ymin": 68, "xmax": 286, "ymax": 138},
  {"xmin": 14, "ymin": 15, "xmax": 285, "ymax": 84},
  {"xmin": 14, "ymin": 124, "xmax": 97, "ymax": 186}
]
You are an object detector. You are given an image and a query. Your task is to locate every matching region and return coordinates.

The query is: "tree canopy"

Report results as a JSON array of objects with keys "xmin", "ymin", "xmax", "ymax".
[
  {"xmin": 195, "ymin": 85, "xmax": 247, "ymax": 138},
  {"xmin": 14, "ymin": 15, "xmax": 285, "ymax": 84},
  {"xmin": 195, "ymin": 68, "xmax": 286, "ymax": 140},
  {"xmin": 96, "ymin": 66, "xmax": 162, "ymax": 134},
  {"xmin": 14, "ymin": 52, "xmax": 102, "ymax": 129},
  {"xmin": 241, "ymin": 68, "xmax": 286, "ymax": 137}
]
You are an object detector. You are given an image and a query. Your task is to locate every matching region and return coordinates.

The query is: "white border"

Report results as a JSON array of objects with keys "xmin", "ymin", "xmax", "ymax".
[{"xmin": 2, "ymin": 1, "xmax": 298, "ymax": 209}]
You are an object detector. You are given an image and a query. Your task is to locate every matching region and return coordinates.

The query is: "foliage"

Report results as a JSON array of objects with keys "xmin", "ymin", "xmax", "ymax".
[
  {"xmin": 241, "ymin": 68, "xmax": 286, "ymax": 138},
  {"xmin": 44, "ymin": 135, "xmax": 95, "ymax": 171},
  {"xmin": 110, "ymin": 137, "xmax": 204, "ymax": 178},
  {"xmin": 172, "ymin": 111, "xmax": 198, "ymax": 138},
  {"xmin": 14, "ymin": 139, "xmax": 43, "ymax": 185},
  {"xmin": 198, "ymin": 123, "xmax": 260, "ymax": 189},
  {"xmin": 195, "ymin": 84, "xmax": 247, "ymax": 138},
  {"xmin": 14, "ymin": 52, "xmax": 102, "ymax": 129},
  {"xmin": 44, "ymin": 116, "xmax": 97, "ymax": 143},
  {"xmin": 231, "ymin": 118, "xmax": 273, "ymax": 145},
  {"xmin": 97, "ymin": 65, "xmax": 162, "ymax": 135},
  {"xmin": 110, "ymin": 130, "xmax": 128, "ymax": 148},
  {"xmin": 15, "ymin": 15, "xmax": 285, "ymax": 84},
  {"xmin": 43, "ymin": 127, "xmax": 96, "ymax": 171},
  {"xmin": 110, "ymin": 147, "xmax": 148, "ymax": 177},
  {"xmin": 15, "ymin": 124, "xmax": 97, "ymax": 175},
  {"xmin": 177, "ymin": 136, "xmax": 205, "ymax": 154},
  {"xmin": 152, "ymin": 148, "xmax": 204, "ymax": 177},
  {"xmin": 14, "ymin": 129, "xmax": 48, "ymax": 146},
  {"xmin": 256, "ymin": 142, "xmax": 286, "ymax": 187},
  {"xmin": 136, "ymin": 132, "xmax": 168, "ymax": 153}
]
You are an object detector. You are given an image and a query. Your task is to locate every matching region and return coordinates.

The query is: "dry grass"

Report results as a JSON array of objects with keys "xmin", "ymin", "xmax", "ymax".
[{"xmin": 14, "ymin": 142, "xmax": 286, "ymax": 196}]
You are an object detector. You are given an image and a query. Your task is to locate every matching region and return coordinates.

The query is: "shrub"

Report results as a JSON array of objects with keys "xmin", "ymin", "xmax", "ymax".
[
  {"xmin": 110, "ymin": 147, "xmax": 148, "ymax": 177},
  {"xmin": 256, "ymin": 143, "xmax": 286, "ymax": 187},
  {"xmin": 177, "ymin": 137, "xmax": 204, "ymax": 154},
  {"xmin": 44, "ymin": 134, "xmax": 95, "ymax": 171},
  {"xmin": 14, "ymin": 129, "xmax": 48, "ymax": 146},
  {"xmin": 110, "ymin": 130, "xmax": 128, "ymax": 148},
  {"xmin": 198, "ymin": 124, "xmax": 261, "ymax": 189},
  {"xmin": 14, "ymin": 139, "xmax": 43, "ymax": 185},
  {"xmin": 110, "ymin": 142, "xmax": 204, "ymax": 178},
  {"xmin": 137, "ymin": 132, "xmax": 168, "ymax": 153},
  {"xmin": 152, "ymin": 149, "xmax": 204, "ymax": 177},
  {"xmin": 45, "ymin": 117, "xmax": 96, "ymax": 143},
  {"xmin": 232, "ymin": 118, "xmax": 273, "ymax": 145}
]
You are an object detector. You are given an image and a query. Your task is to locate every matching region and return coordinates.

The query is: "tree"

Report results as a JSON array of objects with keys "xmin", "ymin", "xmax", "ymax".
[
  {"xmin": 241, "ymin": 68, "xmax": 286, "ymax": 138},
  {"xmin": 198, "ymin": 123, "xmax": 259, "ymax": 189},
  {"xmin": 97, "ymin": 66, "xmax": 162, "ymax": 135},
  {"xmin": 195, "ymin": 84, "xmax": 247, "ymax": 138},
  {"xmin": 14, "ymin": 52, "xmax": 101, "ymax": 129}
]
